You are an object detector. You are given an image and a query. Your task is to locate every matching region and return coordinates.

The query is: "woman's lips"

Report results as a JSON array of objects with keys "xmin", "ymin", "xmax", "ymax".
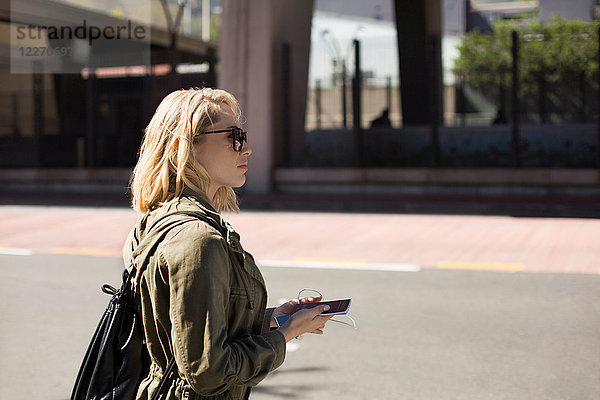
[{"xmin": 238, "ymin": 164, "xmax": 248, "ymax": 170}]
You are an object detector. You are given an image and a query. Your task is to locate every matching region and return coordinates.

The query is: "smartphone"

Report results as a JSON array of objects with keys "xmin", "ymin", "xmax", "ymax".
[
  {"xmin": 291, "ymin": 299, "xmax": 352, "ymax": 315},
  {"xmin": 275, "ymin": 299, "xmax": 352, "ymax": 327}
]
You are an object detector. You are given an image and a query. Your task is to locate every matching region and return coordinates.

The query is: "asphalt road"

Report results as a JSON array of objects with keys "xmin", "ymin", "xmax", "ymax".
[{"xmin": 1, "ymin": 253, "xmax": 598, "ymax": 400}]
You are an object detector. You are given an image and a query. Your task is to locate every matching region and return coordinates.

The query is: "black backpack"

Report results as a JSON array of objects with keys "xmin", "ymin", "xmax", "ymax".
[{"xmin": 71, "ymin": 211, "xmax": 224, "ymax": 400}]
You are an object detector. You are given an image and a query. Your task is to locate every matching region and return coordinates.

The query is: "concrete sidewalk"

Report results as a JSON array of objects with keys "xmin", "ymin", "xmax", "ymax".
[{"xmin": 0, "ymin": 190, "xmax": 598, "ymax": 275}]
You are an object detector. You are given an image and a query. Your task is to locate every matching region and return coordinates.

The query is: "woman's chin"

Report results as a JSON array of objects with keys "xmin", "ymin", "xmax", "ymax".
[{"xmin": 233, "ymin": 176, "xmax": 247, "ymax": 188}]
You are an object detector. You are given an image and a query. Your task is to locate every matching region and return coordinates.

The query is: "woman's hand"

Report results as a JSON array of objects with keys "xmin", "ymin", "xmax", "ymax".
[
  {"xmin": 271, "ymin": 296, "xmax": 322, "ymax": 328},
  {"xmin": 277, "ymin": 305, "xmax": 333, "ymax": 342}
]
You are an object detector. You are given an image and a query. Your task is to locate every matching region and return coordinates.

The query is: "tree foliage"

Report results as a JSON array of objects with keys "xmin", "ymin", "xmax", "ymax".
[{"xmin": 454, "ymin": 15, "xmax": 599, "ymax": 96}]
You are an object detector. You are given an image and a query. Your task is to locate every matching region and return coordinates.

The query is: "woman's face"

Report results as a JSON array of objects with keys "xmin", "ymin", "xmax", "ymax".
[{"xmin": 193, "ymin": 106, "xmax": 252, "ymax": 197}]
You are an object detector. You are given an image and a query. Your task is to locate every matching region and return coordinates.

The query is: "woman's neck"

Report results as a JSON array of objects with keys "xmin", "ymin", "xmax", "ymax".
[{"xmin": 207, "ymin": 185, "xmax": 219, "ymax": 209}]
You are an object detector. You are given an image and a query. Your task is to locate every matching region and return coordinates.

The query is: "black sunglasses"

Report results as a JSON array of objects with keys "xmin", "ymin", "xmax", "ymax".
[{"xmin": 201, "ymin": 127, "xmax": 248, "ymax": 152}]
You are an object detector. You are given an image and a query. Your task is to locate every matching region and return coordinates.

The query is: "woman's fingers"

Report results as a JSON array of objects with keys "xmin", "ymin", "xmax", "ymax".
[
  {"xmin": 299, "ymin": 295, "xmax": 323, "ymax": 303},
  {"xmin": 308, "ymin": 317, "xmax": 329, "ymax": 334},
  {"xmin": 278, "ymin": 304, "xmax": 333, "ymax": 341},
  {"xmin": 313, "ymin": 304, "xmax": 330, "ymax": 316}
]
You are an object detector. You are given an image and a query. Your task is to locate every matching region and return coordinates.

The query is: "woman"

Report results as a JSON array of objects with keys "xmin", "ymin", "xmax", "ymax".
[{"xmin": 123, "ymin": 87, "xmax": 332, "ymax": 400}]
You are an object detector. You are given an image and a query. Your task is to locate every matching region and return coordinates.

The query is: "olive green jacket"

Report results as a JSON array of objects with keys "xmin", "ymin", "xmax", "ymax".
[{"xmin": 122, "ymin": 189, "xmax": 286, "ymax": 400}]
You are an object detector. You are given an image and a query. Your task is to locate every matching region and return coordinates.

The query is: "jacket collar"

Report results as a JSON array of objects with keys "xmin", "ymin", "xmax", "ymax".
[
  {"xmin": 180, "ymin": 188, "xmax": 244, "ymax": 252},
  {"xmin": 181, "ymin": 187, "xmax": 218, "ymax": 214}
]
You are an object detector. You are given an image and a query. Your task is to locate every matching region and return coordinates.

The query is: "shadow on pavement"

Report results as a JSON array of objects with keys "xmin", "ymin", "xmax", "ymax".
[
  {"xmin": 251, "ymin": 366, "xmax": 330, "ymax": 398},
  {"xmin": 1, "ymin": 187, "xmax": 599, "ymax": 219},
  {"xmin": 238, "ymin": 192, "xmax": 600, "ymax": 219}
]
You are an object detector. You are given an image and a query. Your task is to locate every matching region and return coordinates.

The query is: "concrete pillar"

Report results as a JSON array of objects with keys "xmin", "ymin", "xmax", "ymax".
[
  {"xmin": 394, "ymin": 0, "xmax": 442, "ymax": 125},
  {"xmin": 219, "ymin": 0, "xmax": 313, "ymax": 194}
]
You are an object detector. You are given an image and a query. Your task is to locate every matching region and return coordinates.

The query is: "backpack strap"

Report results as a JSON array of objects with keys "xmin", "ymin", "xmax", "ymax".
[
  {"xmin": 150, "ymin": 356, "xmax": 177, "ymax": 400},
  {"xmin": 146, "ymin": 211, "xmax": 226, "ymax": 237}
]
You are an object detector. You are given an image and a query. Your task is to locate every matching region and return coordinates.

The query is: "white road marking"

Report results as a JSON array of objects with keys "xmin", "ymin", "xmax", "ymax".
[
  {"xmin": 51, "ymin": 247, "xmax": 115, "ymax": 256},
  {"xmin": 0, "ymin": 248, "xmax": 34, "ymax": 256},
  {"xmin": 258, "ymin": 259, "xmax": 420, "ymax": 272},
  {"xmin": 286, "ymin": 341, "xmax": 301, "ymax": 353},
  {"xmin": 437, "ymin": 261, "xmax": 525, "ymax": 272}
]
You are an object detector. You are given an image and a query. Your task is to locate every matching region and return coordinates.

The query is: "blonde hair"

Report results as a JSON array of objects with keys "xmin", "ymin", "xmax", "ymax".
[{"xmin": 130, "ymin": 87, "xmax": 241, "ymax": 214}]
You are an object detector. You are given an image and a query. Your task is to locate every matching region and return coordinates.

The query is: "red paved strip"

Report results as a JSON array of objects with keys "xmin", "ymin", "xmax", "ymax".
[
  {"xmin": 0, "ymin": 205, "xmax": 598, "ymax": 275},
  {"xmin": 0, "ymin": 206, "xmax": 136, "ymax": 256}
]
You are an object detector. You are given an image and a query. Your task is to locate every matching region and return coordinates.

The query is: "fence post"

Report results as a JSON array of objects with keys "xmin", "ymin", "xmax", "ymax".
[
  {"xmin": 33, "ymin": 62, "xmax": 43, "ymax": 168},
  {"xmin": 352, "ymin": 39, "xmax": 363, "ymax": 166},
  {"xmin": 341, "ymin": 62, "xmax": 347, "ymax": 128},
  {"xmin": 281, "ymin": 42, "xmax": 291, "ymax": 166},
  {"xmin": 352, "ymin": 40, "xmax": 362, "ymax": 131},
  {"xmin": 315, "ymin": 79, "xmax": 322, "ymax": 130},
  {"xmin": 511, "ymin": 30, "xmax": 521, "ymax": 168},
  {"xmin": 11, "ymin": 92, "xmax": 19, "ymax": 137},
  {"xmin": 430, "ymin": 35, "xmax": 441, "ymax": 167},
  {"xmin": 458, "ymin": 71, "xmax": 466, "ymax": 127},
  {"xmin": 206, "ymin": 46, "xmax": 217, "ymax": 87},
  {"xmin": 386, "ymin": 76, "xmax": 392, "ymax": 113},
  {"xmin": 86, "ymin": 65, "xmax": 96, "ymax": 167},
  {"xmin": 597, "ymin": 26, "xmax": 600, "ymax": 167},
  {"xmin": 538, "ymin": 73, "xmax": 546, "ymax": 123},
  {"xmin": 579, "ymin": 71, "xmax": 586, "ymax": 123}
]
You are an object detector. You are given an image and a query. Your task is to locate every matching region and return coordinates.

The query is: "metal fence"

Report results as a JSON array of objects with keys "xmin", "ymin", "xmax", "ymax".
[
  {"xmin": 301, "ymin": 28, "xmax": 600, "ymax": 168},
  {"xmin": 305, "ymin": 35, "xmax": 401, "ymax": 131},
  {"xmin": 454, "ymin": 32, "xmax": 599, "ymax": 127}
]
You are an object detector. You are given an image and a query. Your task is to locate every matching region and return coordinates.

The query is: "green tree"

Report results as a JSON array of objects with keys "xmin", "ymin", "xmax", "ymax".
[{"xmin": 454, "ymin": 16, "xmax": 599, "ymax": 122}]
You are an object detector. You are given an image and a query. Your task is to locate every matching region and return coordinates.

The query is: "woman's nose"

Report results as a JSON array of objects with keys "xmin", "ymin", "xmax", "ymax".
[{"xmin": 242, "ymin": 142, "xmax": 252, "ymax": 156}]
